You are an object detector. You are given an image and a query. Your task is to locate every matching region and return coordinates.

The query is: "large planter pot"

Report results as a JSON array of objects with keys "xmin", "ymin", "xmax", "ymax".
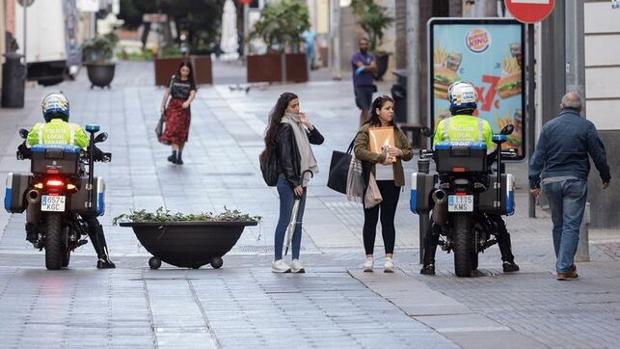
[
  {"xmin": 119, "ymin": 221, "xmax": 257, "ymax": 269},
  {"xmin": 154, "ymin": 55, "xmax": 213, "ymax": 86},
  {"xmin": 246, "ymin": 53, "xmax": 308, "ymax": 83},
  {"xmin": 374, "ymin": 54, "xmax": 390, "ymax": 81},
  {"xmin": 85, "ymin": 63, "xmax": 115, "ymax": 89}
]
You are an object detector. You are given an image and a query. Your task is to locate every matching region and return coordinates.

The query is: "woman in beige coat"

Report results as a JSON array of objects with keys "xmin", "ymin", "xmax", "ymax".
[{"xmin": 354, "ymin": 95, "xmax": 413, "ymax": 272}]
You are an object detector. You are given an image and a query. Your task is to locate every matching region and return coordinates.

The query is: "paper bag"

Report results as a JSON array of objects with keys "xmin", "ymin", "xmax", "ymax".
[{"xmin": 369, "ymin": 127, "xmax": 396, "ymax": 162}]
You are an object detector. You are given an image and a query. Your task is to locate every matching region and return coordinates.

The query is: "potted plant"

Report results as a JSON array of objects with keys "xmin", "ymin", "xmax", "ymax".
[
  {"xmin": 81, "ymin": 33, "xmax": 118, "ymax": 88},
  {"xmin": 114, "ymin": 207, "xmax": 260, "ymax": 269},
  {"xmin": 246, "ymin": 0, "xmax": 310, "ymax": 83},
  {"xmin": 351, "ymin": 0, "xmax": 394, "ymax": 81}
]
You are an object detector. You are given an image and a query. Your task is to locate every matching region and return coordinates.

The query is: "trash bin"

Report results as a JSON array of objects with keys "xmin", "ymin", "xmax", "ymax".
[
  {"xmin": 391, "ymin": 69, "xmax": 407, "ymax": 123},
  {"xmin": 2, "ymin": 52, "xmax": 25, "ymax": 108}
]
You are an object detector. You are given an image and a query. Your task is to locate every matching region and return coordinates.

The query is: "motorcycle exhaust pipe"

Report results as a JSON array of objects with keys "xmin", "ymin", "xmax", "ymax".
[
  {"xmin": 26, "ymin": 189, "xmax": 41, "ymax": 224},
  {"xmin": 432, "ymin": 189, "xmax": 449, "ymax": 226}
]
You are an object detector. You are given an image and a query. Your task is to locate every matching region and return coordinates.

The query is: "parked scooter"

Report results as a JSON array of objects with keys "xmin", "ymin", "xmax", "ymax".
[
  {"xmin": 4, "ymin": 125, "xmax": 110, "ymax": 270},
  {"xmin": 411, "ymin": 125, "xmax": 518, "ymax": 277}
]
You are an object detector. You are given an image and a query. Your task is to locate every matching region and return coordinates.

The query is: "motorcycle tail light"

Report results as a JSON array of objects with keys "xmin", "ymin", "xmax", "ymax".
[
  {"xmin": 66, "ymin": 183, "xmax": 76, "ymax": 190},
  {"xmin": 34, "ymin": 183, "xmax": 44, "ymax": 189},
  {"xmin": 46, "ymin": 179, "xmax": 64, "ymax": 188},
  {"xmin": 452, "ymin": 167, "xmax": 466, "ymax": 173}
]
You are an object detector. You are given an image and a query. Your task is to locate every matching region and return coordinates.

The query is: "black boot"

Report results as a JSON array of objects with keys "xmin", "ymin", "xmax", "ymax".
[
  {"xmin": 502, "ymin": 260, "xmax": 520, "ymax": 273},
  {"xmin": 420, "ymin": 264, "xmax": 436, "ymax": 275},
  {"xmin": 175, "ymin": 148, "xmax": 184, "ymax": 165},
  {"xmin": 167, "ymin": 150, "xmax": 177, "ymax": 164},
  {"xmin": 85, "ymin": 217, "xmax": 116, "ymax": 269}
]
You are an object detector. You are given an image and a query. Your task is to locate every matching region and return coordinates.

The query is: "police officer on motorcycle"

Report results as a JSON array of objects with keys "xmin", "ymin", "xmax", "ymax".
[
  {"xmin": 20, "ymin": 92, "xmax": 115, "ymax": 269},
  {"xmin": 421, "ymin": 81, "xmax": 519, "ymax": 275}
]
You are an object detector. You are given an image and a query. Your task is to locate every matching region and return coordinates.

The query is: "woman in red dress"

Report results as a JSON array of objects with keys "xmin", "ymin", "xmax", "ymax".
[{"xmin": 159, "ymin": 61, "xmax": 197, "ymax": 165}]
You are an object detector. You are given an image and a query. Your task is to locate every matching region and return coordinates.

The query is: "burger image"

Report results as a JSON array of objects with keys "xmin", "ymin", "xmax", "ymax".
[
  {"xmin": 434, "ymin": 66, "xmax": 460, "ymax": 100},
  {"xmin": 497, "ymin": 56, "xmax": 522, "ymax": 99}
]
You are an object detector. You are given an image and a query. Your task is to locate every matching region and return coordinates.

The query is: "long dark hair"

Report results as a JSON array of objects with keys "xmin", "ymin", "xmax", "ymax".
[
  {"xmin": 176, "ymin": 61, "xmax": 195, "ymax": 86},
  {"xmin": 365, "ymin": 95, "xmax": 395, "ymax": 127},
  {"xmin": 263, "ymin": 92, "xmax": 298, "ymax": 156}
]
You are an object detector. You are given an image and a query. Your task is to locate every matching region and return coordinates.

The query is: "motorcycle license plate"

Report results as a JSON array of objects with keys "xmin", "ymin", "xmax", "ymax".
[
  {"xmin": 448, "ymin": 195, "xmax": 474, "ymax": 212},
  {"xmin": 41, "ymin": 195, "xmax": 66, "ymax": 212}
]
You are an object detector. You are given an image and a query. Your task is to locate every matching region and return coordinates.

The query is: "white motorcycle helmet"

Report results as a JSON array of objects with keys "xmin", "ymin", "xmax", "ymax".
[
  {"xmin": 41, "ymin": 92, "xmax": 70, "ymax": 122},
  {"xmin": 448, "ymin": 81, "xmax": 478, "ymax": 115}
]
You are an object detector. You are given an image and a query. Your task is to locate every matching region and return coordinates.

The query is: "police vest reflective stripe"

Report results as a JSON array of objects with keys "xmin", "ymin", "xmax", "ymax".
[
  {"xmin": 443, "ymin": 117, "xmax": 484, "ymax": 142},
  {"xmin": 69, "ymin": 123, "xmax": 77, "ymax": 145}
]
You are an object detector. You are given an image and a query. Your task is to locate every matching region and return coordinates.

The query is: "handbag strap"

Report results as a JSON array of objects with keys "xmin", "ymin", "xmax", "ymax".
[{"xmin": 346, "ymin": 131, "xmax": 363, "ymax": 154}]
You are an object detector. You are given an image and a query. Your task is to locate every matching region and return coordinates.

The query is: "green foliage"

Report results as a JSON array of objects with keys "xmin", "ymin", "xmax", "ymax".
[
  {"xmin": 351, "ymin": 0, "xmax": 394, "ymax": 54},
  {"xmin": 117, "ymin": 49, "xmax": 154, "ymax": 61},
  {"xmin": 81, "ymin": 34, "xmax": 117, "ymax": 64},
  {"xmin": 248, "ymin": 0, "xmax": 310, "ymax": 53},
  {"xmin": 160, "ymin": 46, "xmax": 183, "ymax": 58},
  {"xmin": 119, "ymin": 0, "xmax": 226, "ymax": 54},
  {"xmin": 113, "ymin": 207, "xmax": 261, "ymax": 225}
]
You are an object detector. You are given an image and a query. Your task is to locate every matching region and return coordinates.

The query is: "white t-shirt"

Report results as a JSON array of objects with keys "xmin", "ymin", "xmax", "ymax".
[{"xmin": 375, "ymin": 163, "xmax": 394, "ymax": 181}]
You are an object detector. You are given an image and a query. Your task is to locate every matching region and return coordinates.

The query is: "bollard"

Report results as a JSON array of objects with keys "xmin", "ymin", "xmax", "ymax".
[{"xmin": 575, "ymin": 202, "xmax": 590, "ymax": 262}]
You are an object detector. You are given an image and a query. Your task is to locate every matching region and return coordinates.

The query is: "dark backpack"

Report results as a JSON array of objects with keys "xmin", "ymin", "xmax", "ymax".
[{"xmin": 259, "ymin": 149, "xmax": 278, "ymax": 186}]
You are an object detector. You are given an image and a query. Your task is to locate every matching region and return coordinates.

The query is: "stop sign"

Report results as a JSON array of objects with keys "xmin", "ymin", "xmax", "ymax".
[{"xmin": 505, "ymin": 0, "xmax": 555, "ymax": 24}]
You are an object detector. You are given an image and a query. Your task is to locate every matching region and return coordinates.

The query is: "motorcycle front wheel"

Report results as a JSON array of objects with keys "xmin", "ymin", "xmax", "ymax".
[
  {"xmin": 45, "ymin": 213, "xmax": 66, "ymax": 270},
  {"xmin": 453, "ymin": 213, "xmax": 474, "ymax": 277}
]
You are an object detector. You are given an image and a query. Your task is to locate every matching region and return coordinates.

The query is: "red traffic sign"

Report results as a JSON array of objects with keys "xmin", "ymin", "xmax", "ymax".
[{"xmin": 504, "ymin": 0, "xmax": 555, "ymax": 24}]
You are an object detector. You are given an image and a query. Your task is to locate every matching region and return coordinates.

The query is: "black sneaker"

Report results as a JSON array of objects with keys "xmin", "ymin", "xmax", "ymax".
[
  {"xmin": 502, "ymin": 261, "xmax": 520, "ymax": 273},
  {"xmin": 175, "ymin": 158, "xmax": 184, "ymax": 165},
  {"xmin": 420, "ymin": 264, "xmax": 435, "ymax": 275},
  {"xmin": 97, "ymin": 258, "xmax": 116, "ymax": 269}
]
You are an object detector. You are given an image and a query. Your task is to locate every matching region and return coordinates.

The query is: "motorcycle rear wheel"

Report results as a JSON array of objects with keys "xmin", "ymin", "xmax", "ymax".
[
  {"xmin": 45, "ymin": 213, "xmax": 65, "ymax": 270},
  {"xmin": 453, "ymin": 214, "xmax": 474, "ymax": 277}
]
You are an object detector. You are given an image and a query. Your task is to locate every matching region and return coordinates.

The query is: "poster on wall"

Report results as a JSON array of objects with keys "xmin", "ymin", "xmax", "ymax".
[{"xmin": 429, "ymin": 18, "xmax": 525, "ymax": 158}]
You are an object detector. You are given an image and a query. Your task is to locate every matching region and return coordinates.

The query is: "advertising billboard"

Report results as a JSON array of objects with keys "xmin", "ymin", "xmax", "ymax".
[{"xmin": 429, "ymin": 19, "xmax": 525, "ymax": 158}]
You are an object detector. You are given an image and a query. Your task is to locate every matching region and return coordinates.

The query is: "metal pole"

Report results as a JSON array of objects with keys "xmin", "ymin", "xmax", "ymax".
[
  {"xmin": 406, "ymin": 0, "xmax": 420, "ymax": 125},
  {"xmin": 527, "ymin": 23, "xmax": 536, "ymax": 218},
  {"xmin": 23, "ymin": 3, "xmax": 27, "ymax": 79},
  {"xmin": 331, "ymin": 0, "xmax": 341, "ymax": 79},
  {"xmin": 565, "ymin": 0, "xmax": 589, "ymax": 261}
]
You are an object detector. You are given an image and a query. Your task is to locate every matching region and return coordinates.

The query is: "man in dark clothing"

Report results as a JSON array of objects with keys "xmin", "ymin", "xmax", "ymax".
[
  {"xmin": 351, "ymin": 38, "xmax": 377, "ymax": 126},
  {"xmin": 529, "ymin": 91, "xmax": 610, "ymax": 281}
]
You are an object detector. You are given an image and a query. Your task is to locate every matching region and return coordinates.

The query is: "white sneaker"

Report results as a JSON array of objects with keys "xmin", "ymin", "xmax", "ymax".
[
  {"xmin": 363, "ymin": 256, "xmax": 374, "ymax": 272},
  {"xmin": 384, "ymin": 257, "xmax": 394, "ymax": 273},
  {"xmin": 272, "ymin": 259, "xmax": 291, "ymax": 273},
  {"xmin": 290, "ymin": 259, "xmax": 305, "ymax": 273}
]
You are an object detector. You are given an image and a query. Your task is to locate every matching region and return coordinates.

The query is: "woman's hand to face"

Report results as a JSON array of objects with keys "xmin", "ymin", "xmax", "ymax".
[{"xmin": 299, "ymin": 112, "xmax": 313, "ymax": 130}]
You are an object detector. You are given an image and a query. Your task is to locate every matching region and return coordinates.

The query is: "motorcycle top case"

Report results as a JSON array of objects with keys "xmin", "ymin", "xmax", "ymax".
[
  {"xmin": 31, "ymin": 145, "xmax": 81, "ymax": 176},
  {"xmin": 4, "ymin": 173, "xmax": 31, "ymax": 213},
  {"xmin": 410, "ymin": 172, "xmax": 436, "ymax": 214},
  {"xmin": 478, "ymin": 173, "xmax": 515, "ymax": 216},
  {"xmin": 434, "ymin": 142, "xmax": 487, "ymax": 173},
  {"xmin": 69, "ymin": 177, "xmax": 106, "ymax": 216}
]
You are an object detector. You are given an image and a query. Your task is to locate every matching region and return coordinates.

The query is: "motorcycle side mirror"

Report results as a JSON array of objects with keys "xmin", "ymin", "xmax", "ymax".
[
  {"xmin": 94, "ymin": 132, "xmax": 108, "ymax": 143},
  {"xmin": 420, "ymin": 127, "xmax": 433, "ymax": 138},
  {"xmin": 500, "ymin": 124, "xmax": 515, "ymax": 136},
  {"xmin": 19, "ymin": 128, "xmax": 29, "ymax": 139}
]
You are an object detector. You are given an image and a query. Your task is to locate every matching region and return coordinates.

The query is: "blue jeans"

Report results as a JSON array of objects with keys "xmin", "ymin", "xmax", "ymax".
[
  {"xmin": 543, "ymin": 179, "xmax": 587, "ymax": 273},
  {"xmin": 274, "ymin": 176, "xmax": 307, "ymax": 260}
]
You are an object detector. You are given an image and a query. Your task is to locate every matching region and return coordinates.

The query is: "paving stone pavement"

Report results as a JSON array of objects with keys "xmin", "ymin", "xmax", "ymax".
[{"xmin": 0, "ymin": 61, "xmax": 619, "ymax": 348}]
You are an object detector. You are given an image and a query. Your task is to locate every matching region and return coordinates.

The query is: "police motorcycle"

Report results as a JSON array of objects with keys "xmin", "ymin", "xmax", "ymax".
[
  {"xmin": 4, "ymin": 125, "xmax": 110, "ymax": 270},
  {"xmin": 410, "ymin": 125, "xmax": 518, "ymax": 277}
]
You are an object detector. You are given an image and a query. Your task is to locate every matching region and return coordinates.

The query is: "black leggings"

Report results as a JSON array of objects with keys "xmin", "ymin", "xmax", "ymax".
[{"xmin": 363, "ymin": 180, "xmax": 401, "ymax": 255}]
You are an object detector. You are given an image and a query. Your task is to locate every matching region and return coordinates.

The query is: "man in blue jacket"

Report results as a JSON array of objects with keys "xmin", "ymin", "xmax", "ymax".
[{"xmin": 529, "ymin": 91, "xmax": 610, "ymax": 281}]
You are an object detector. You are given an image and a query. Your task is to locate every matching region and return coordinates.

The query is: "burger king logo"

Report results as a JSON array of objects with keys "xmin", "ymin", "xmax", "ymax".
[{"xmin": 466, "ymin": 28, "xmax": 491, "ymax": 53}]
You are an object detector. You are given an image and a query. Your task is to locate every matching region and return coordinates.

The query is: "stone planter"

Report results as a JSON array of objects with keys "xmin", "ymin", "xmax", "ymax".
[
  {"xmin": 247, "ymin": 53, "xmax": 308, "ymax": 83},
  {"xmin": 119, "ymin": 221, "xmax": 257, "ymax": 269},
  {"xmin": 85, "ymin": 63, "xmax": 115, "ymax": 89}
]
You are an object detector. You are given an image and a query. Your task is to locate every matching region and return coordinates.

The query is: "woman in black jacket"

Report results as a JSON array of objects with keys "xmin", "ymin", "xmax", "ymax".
[{"xmin": 263, "ymin": 92, "xmax": 324, "ymax": 273}]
